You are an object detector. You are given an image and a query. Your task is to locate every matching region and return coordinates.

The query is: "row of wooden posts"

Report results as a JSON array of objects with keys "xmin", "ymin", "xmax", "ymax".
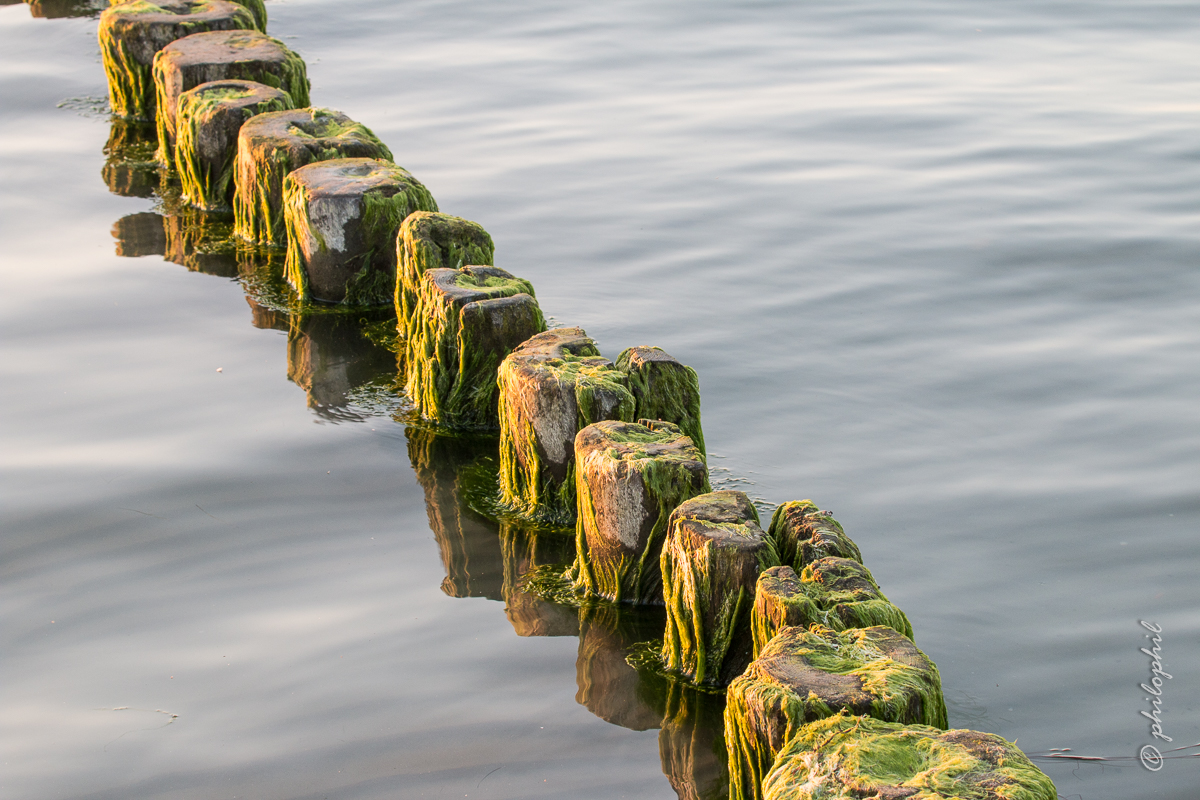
[{"xmin": 87, "ymin": 2, "xmax": 1058, "ymax": 798}]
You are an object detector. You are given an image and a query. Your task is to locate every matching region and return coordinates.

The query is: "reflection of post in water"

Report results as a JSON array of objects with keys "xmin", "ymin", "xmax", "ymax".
[
  {"xmin": 22, "ymin": 0, "xmax": 107, "ymax": 18},
  {"xmin": 657, "ymin": 680, "xmax": 730, "ymax": 800},
  {"xmin": 110, "ymin": 206, "xmax": 240, "ymax": 277},
  {"xmin": 285, "ymin": 311, "xmax": 397, "ymax": 420},
  {"xmin": 500, "ymin": 522, "xmax": 578, "ymax": 637},
  {"xmin": 575, "ymin": 605, "xmax": 665, "ymax": 731},
  {"xmin": 406, "ymin": 426, "xmax": 504, "ymax": 600},
  {"xmin": 103, "ymin": 118, "xmax": 158, "ymax": 198}
]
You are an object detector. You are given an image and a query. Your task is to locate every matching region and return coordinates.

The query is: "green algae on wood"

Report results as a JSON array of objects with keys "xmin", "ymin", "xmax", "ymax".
[
  {"xmin": 99, "ymin": 0, "xmax": 256, "ymax": 120},
  {"xmin": 568, "ymin": 419, "xmax": 710, "ymax": 605},
  {"xmin": 233, "ymin": 108, "xmax": 393, "ymax": 245},
  {"xmin": 761, "ymin": 714, "xmax": 1056, "ymax": 800},
  {"xmin": 394, "ymin": 211, "xmax": 495, "ymax": 338},
  {"xmin": 660, "ymin": 490, "xmax": 780, "ymax": 688},
  {"xmin": 283, "ymin": 158, "xmax": 438, "ymax": 306},
  {"xmin": 152, "ymin": 29, "xmax": 308, "ymax": 165},
  {"xmin": 725, "ymin": 625, "xmax": 948, "ymax": 800},
  {"xmin": 751, "ymin": 561, "xmax": 913, "ymax": 660},
  {"xmin": 497, "ymin": 327, "xmax": 636, "ymax": 526},
  {"xmin": 405, "ymin": 265, "xmax": 546, "ymax": 428},
  {"xmin": 174, "ymin": 80, "xmax": 293, "ymax": 210},
  {"xmin": 616, "ymin": 346, "xmax": 706, "ymax": 457},
  {"xmin": 768, "ymin": 499, "xmax": 862, "ymax": 572}
]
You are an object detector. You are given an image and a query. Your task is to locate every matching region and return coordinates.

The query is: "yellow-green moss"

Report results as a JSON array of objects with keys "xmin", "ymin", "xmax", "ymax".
[
  {"xmin": 99, "ymin": 0, "xmax": 256, "ymax": 119},
  {"xmin": 616, "ymin": 346, "xmax": 706, "ymax": 456},
  {"xmin": 768, "ymin": 500, "xmax": 862, "ymax": 571},
  {"xmin": 751, "ymin": 561, "xmax": 912, "ymax": 659},
  {"xmin": 175, "ymin": 83, "xmax": 294, "ymax": 210},
  {"xmin": 761, "ymin": 714, "xmax": 1056, "ymax": 800},
  {"xmin": 567, "ymin": 421, "xmax": 711, "ymax": 604},
  {"xmin": 726, "ymin": 625, "xmax": 948, "ymax": 800},
  {"xmin": 394, "ymin": 211, "xmax": 495, "ymax": 339},
  {"xmin": 497, "ymin": 352, "xmax": 636, "ymax": 526},
  {"xmin": 405, "ymin": 267, "xmax": 546, "ymax": 427}
]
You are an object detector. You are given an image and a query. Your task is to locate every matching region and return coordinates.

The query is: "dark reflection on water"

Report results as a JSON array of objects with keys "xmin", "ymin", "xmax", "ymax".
[
  {"xmin": 576, "ymin": 605, "xmax": 666, "ymax": 732},
  {"xmin": 22, "ymin": 0, "xmax": 107, "ymax": 19},
  {"xmin": 283, "ymin": 311, "xmax": 396, "ymax": 420},
  {"xmin": 501, "ymin": 524, "xmax": 579, "ymax": 637},
  {"xmin": 102, "ymin": 119, "xmax": 157, "ymax": 198}
]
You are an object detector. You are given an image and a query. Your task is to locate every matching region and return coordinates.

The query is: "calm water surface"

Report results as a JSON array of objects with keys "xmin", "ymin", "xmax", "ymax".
[{"xmin": 2, "ymin": 1, "xmax": 1199, "ymax": 798}]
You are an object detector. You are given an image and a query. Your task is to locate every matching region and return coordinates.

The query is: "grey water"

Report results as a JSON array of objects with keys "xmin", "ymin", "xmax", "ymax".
[{"xmin": 2, "ymin": 1, "xmax": 1199, "ymax": 798}]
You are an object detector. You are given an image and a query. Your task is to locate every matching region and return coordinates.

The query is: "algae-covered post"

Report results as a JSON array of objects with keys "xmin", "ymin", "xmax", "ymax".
[
  {"xmin": 233, "ymin": 108, "xmax": 393, "ymax": 245},
  {"xmin": 497, "ymin": 327, "xmax": 635, "ymax": 526},
  {"xmin": 99, "ymin": 0, "xmax": 257, "ymax": 120},
  {"xmin": 394, "ymin": 211, "xmax": 495, "ymax": 338},
  {"xmin": 750, "ymin": 560, "xmax": 912, "ymax": 659},
  {"xmin": 616, "ymin": 346, "xmax": 705, "ymax": 456},
  {"xmin": 406, "ymin": 266, "xmax": 545, "ymax": 428},
  {"xmin": 761, "ymin": 714, "xmax": 1057, "ymax": 800},
  {"xmin": 282, "ymin": 158, "xmax": 438, "ymax": 306},
  {"xmin": 568, "ymin": 419, "xmax": 709, "ymax": 604},
  {"xmin": 152, "ymin": 29, "xmax": 309, "ymax": 164},
  {"xmin": 173, "ymin": 80, "xmax": 293, "ymax": 210},
  {"xmin": 660, "ymin": 490, "xmax": 779, "ymax": 687},
  {"xmin": 725, "ymin": 624, "xmax": 947, "ymax": 800},
  {"xmin": 768, "ymin": 500, "xmax": 861, "ymax": 571}
]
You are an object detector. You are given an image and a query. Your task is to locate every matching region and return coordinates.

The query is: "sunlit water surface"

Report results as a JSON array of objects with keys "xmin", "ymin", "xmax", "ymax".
[{"xmin": 2, "ymin": 1, "xmax": 1199, "ymax": 798}]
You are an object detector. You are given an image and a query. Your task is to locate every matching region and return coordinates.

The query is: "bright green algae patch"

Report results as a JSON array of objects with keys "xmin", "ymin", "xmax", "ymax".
[
  {"xmin": 616, "ymin": 346, "xmax": 706, "ymax": 456},
  {"xmin": 761, "ymin": 714, "xmax": 1056, "ymax": 800},
  {"xmin": 497, "ymin": 329, "xmax": 636, "ymax": 526},
  {"xmin": 394, "ymin": 211, "xmax": 496, "ymax": 339},
  {"xmin": 99, "ymin": 0, "xmax": 257, "ymax": 120},
  {"xmin": 768, "ymin": 500, "xmax": 862, "ymax": 571},
  {"xmin": 282, "ymin": 159, "xmax": 438, "ymax": 307},
  {"xmin": 725, "ymin": 625, "xmax": 948, "ymax": 800},
  {"xmin": 567, "ymin": 420, "xmax": 711, "ymax": 604},
  {"xmin": 175, "ymin": 81, "xmax": 294, "ymax": 211},
  {"xmin": 751, "ymin": 560, "xmax": 913, "ymax": 659},
  {"xmin": 661, "ymin": 491, "xmax": 780, "ymax": 688},
  {"xmin": 405, "ymin": 266, "xmax": 546, "ymax": 428},
  {"xmin": 233, "ymin": 108, "xmax": 393, "ymax": 245}
]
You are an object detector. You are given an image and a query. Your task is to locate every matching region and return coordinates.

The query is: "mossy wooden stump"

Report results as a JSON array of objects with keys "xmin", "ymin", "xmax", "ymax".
[
  {"xmin": 233, "ymin": 108, "xmax": 393, "ymax": 245},
  {"xmin": 282, "ymin": 158, "xmax": 438, "ymax": 306},
  {"xmin": 152, "ymin": 29, "xmax": 308, "ymax": 165},
  {"xmin": 725, "ymin": 625, "xmax": 948, "ymax": 800},
  {"xmin": 568, "ymin": 419, "xmax": 710, "ymax": 604},
  {"xmin": 762, "ymin": 714, "xmax": 1057, "ymax": 800},
  {"xmin": 751, "ymin": 560, "xmax": 912, "ymax": 659},
  {"xmin": 616, "ymin": 346, "xmax": 705, "ymax": 456},
  {"xmin": 661, "ymin": 490, "xmax": 779, "ymax": 687},
  {"xmin": 395, "ymin": 211, "xmax": 495, "ymax": 337},
  {"xmin": 406, "ymin": 265, "xmax": 545, "ymax": 428},
  {"xmin": 172, "ymin": 80, "xmax": 293, "ymax": 210},
  {"xmin": 98, "ymin": 0, "xmax": 257, "ymax": 120},
  {"xmin": 497, "ymin": 327, "xmax": 635, "ymax": 525},
  {"xmin": 768, "ymin": 500, "xmax": 862, "ymax": 571}
]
